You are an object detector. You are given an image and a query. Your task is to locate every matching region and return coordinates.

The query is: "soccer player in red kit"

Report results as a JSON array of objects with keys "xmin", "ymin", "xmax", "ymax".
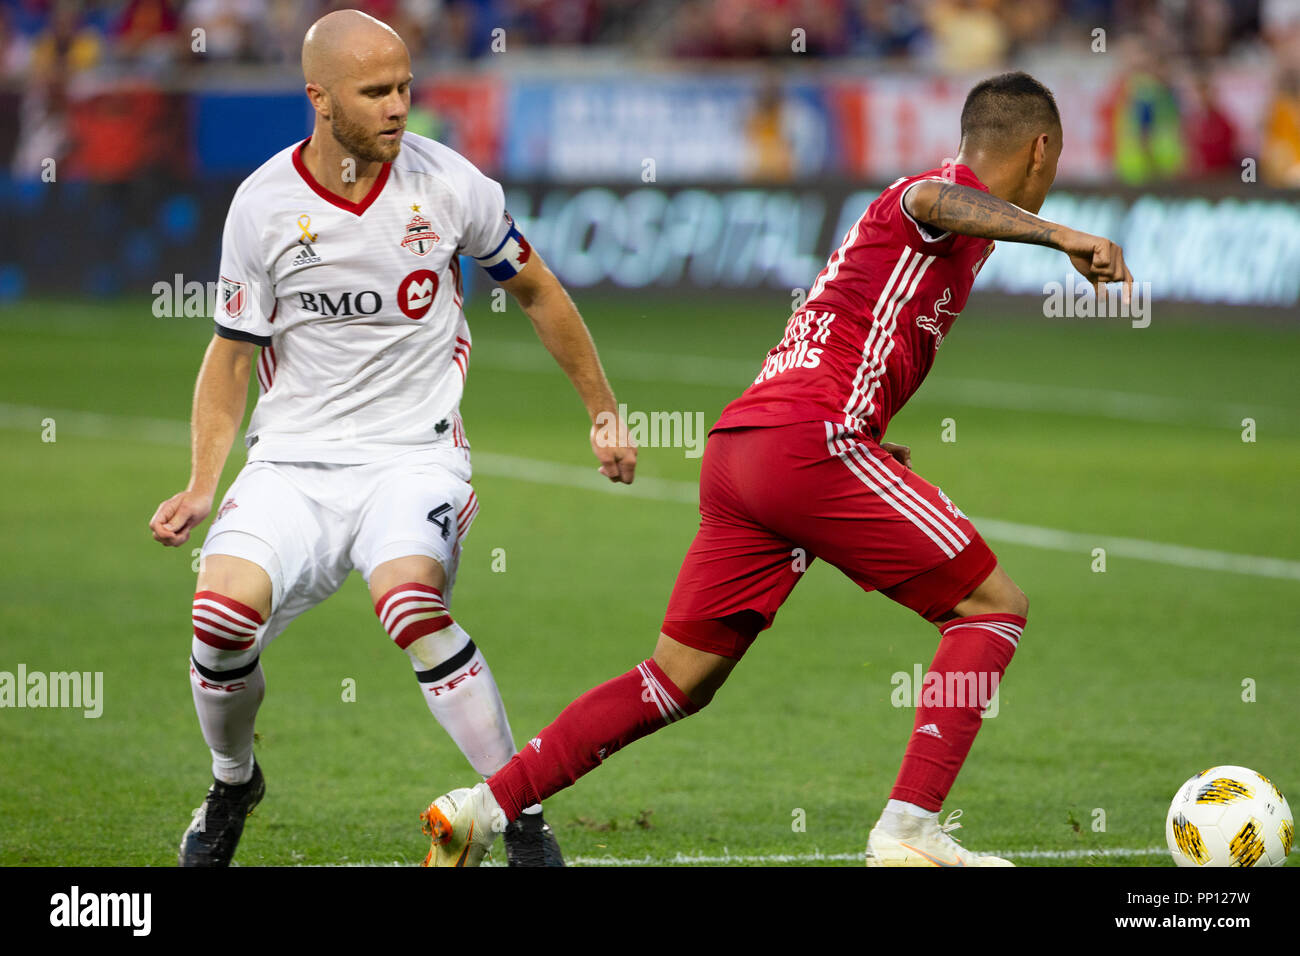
[{"xmin": 421, "ymin": 72, "xmax": 1134, "ymax": 866}]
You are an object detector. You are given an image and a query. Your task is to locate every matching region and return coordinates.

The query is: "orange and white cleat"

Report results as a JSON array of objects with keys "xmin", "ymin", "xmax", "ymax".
[
  {"xmin": 420, "ymin": 783, "xmax": 501, "ymax": 867},
  {"xmin": 864, "ymin": 809, "xmax": 1014, "ymax": 867}
]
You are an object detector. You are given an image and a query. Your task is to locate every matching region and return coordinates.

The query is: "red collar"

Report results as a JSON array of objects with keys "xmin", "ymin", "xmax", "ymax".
[{"xmin": 292, "ymin": 138, "xmax": 391, "ymax": 216}]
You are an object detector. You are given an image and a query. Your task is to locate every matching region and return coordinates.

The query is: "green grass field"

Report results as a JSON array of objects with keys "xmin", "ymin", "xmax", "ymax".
[{"xmin": 1, "ymin": 293, "xmax": 1296, "ymax": 866}]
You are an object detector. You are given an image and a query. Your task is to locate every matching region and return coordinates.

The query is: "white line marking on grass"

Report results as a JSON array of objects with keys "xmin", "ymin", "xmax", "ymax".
[
  {"xmin": 561, "ymin": 846, "xmax": 1170, "ymax": 865},
  {"xmin": 475, "ymin": 451, "xmax": 699, "ymax": 505},
  {"xmin": 973, "ymin": 518, "xmax": 1300, "ymax": 581},
  {"xmin": 0, "ymin": 404, "xmax": 190, "ymax": 445},
  {"xmin": 4, "ymin": 403, "xmax": 1298, "ymax": 581},
  {"xmin": 482, "ymin": 340, "xmax": 759, "ymax": 389},
  {"xmin": 303, "ymin": 846, "xmax": 1169, "ymax": 866},
  {"xmin": 922, "ymin": 378, "xmax": 1280, "ymax": 430},
  {"xmin": 472, "ymin": 451, "xmax": 1300, "ymax": 581},
  {"xmin": 477, "ymin": 341, "xmax": 1295, "ymax": 430}
]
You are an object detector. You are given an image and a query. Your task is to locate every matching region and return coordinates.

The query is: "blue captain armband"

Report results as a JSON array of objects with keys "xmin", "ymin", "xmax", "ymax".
[{"xmin": 474, "ymin": 217, "xmax": 533, "ymax": 281}]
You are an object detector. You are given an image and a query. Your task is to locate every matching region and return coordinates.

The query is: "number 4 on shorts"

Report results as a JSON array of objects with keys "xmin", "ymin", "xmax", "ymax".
[{"xmin": 426, "ymin": 503, "xmax": 453, "ymax": 540}]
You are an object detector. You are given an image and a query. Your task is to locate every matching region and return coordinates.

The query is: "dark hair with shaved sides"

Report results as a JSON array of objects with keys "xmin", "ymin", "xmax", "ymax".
[{"xmin": 960, "ymin": 72, "xmax": 1060, "ymax": 151}]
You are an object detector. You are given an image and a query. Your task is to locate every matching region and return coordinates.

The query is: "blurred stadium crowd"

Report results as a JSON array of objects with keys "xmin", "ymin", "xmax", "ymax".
[
  {"xmin": 2, "ymin": 0, "xmax": 1299, "ymax": 65},
  {"xmin": 1, "ymin": 0, "xmax": 1299, "ymax": 186},
  {"xmin": 2, "ymin": 0, "xmax": 1298, "ymax": 64},
  {"xmin": 1, "ymin": 1, "xmax": 1297, "ymax": 304}
]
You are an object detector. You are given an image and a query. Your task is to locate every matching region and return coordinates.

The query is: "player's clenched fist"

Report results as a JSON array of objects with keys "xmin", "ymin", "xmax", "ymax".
[
  {"xmin": 1060, "ymin": 228, "xmax": 1134, "ymax": 304},
  {"xmin": 149, "ymin": 490, "xmax": 213, "ymax": 546},
  {"xmin": 590, "ymin": 412, "xmax": 637, "ymax": 484}
]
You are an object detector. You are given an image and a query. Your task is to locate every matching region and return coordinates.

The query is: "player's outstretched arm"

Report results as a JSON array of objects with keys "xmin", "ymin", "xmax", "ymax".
[
  {"xmin": 149, "ymin": 335, "xmax": 256, "ymax": 546},
  {"xmin": 905, "ymin": 181, "xmax": 1134, "ymax": 303},
  {"xmin": 498, "ymin": 253, "xmax": 637, "ymax": 484}
]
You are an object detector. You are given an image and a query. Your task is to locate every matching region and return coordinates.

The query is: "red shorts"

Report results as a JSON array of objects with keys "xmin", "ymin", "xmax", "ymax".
[{"xmin": 661, "ymin": 422, "xmax": 997, "ymax": 659}]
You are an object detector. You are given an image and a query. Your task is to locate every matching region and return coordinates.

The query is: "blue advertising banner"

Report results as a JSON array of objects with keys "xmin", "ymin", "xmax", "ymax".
[
  {"xmin": 503, "ymin": 183, "xmax": 1300, "ymax": 308},
  {"xmin": 503, "ymin": 75, "xmax": 835, "ymax": 183},
  {"xmin": 192, "ymin": 93, "xmax": 314, "ymax": 177}
]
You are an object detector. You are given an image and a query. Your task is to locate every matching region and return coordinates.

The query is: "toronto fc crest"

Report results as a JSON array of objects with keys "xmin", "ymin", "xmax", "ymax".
[{"xmin": 402, "ymin": 206, "xmax": 440, "ymax": 257}]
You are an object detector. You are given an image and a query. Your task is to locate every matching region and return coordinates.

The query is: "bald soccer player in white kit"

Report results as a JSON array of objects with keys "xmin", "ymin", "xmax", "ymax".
[{"xmin": 149, "ymin": 9, "xmax": 637, "ymax": 867}]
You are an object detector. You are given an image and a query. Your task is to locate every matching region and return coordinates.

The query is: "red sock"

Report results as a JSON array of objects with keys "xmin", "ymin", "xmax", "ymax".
[
  {"xmin": 889, "ymin": 613, "xmax": 1025, "ymax": 811},
  {"xmin": 488, "ymin": 659, "xmax": 698, "ymax": 821}
]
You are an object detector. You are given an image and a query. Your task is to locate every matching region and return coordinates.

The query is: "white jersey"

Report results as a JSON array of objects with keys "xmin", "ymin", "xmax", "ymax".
[{"xmin": 214, "ymin": 132, "xmax": 529, "ymax": 465}]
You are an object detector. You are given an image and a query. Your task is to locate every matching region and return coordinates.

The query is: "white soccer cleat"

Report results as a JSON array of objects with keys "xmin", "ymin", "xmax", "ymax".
[
  {"xmin": 419, "ymin": 782, "xmax": 502, "ymax": 867},
  {"xmin": 864, "ymin": 809, "xmax": 1014, "ymax": 867}
]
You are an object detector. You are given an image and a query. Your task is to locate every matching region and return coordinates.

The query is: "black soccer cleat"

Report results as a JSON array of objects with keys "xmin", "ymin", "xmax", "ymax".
[
  {"xmin": 502, "ymin": 811, "xmax": 565, "ymax": 867},
  {"xmin": 178, "ymin": 761, "xmax": 265, "ymax": 867}
]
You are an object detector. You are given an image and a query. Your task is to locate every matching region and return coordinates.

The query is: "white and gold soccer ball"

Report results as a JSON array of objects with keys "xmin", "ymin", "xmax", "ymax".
[{"xmin": 1166, "ymin": 765, "xmax": 1293, "ymax": 867}]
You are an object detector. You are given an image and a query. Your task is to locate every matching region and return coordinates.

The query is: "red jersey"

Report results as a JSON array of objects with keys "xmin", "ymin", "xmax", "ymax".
[{"xmin": 714, "ymin": 165, "xmax": 996, "ymax": 440}]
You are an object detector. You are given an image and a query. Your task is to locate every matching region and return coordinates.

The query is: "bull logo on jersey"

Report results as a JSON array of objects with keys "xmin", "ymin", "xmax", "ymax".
[
  {"xmin": 937, "ymin": 488, "xmax": 966, "ymax": 521},
  {"xmin": 398, "ymin": 269, "xmax": 439, "ymax": 320},
  {"xmin": 915, "ymin": 288, "xmax": 957, "ymax": 349},
  {"xmin": 219, "ymin": 276, "xmax": 246, "ymax": 318},
  {"xmin": 401, "ymin": 210, "xmax": 440, "ymax": 257}
]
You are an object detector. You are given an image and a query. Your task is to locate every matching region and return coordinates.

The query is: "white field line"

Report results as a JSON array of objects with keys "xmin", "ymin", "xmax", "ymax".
[
  {"xmin": 930, "ymin": 378, "xmax": 1276, "ymax": 429},
  {"xmin": 301, "ymin": 846, "xmax": 1170, "ymax": 867},
  {"xmin": 477, "ymin": 340, "xmax": 1294, "ymax": 430},
  {"xmin": 553, "ymin": 846, "xmax": 1172, "ymax": 865},
  {"xmin": 3, "ymin": 402, "xmax": 1299, "ymax": 581},
  {"xmin": 471, "ymin": 452, "xmax": 1300, "ymax": 581}
]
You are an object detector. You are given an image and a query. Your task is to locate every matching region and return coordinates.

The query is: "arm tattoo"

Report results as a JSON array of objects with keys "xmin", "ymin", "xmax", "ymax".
[{"xmin": 924, "ymin": 183, "xmax": 1062, "ymax": 247}]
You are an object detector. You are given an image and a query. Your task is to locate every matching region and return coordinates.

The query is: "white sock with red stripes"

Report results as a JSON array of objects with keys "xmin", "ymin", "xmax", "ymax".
[
  {"xmin": 374, "ymin": 582, "xmax": 515, "ymax": 777},
  {"xmin": 190, "ymin": 590, "xmax": 266, "ymax": 785}
]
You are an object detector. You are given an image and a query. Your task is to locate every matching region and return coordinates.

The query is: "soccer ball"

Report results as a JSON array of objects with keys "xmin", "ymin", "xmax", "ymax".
[{"xmin": 1166, "ymin": 765, "xmax": 1293, "ymax": 867}]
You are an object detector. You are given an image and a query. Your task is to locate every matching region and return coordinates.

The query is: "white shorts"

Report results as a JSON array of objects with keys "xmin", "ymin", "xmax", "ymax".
[{"xmin": 200, "ymin": 447, "xmax": 479, "ymax": 648}]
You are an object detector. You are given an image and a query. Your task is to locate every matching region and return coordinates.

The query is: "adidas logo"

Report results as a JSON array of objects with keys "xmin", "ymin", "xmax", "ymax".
[
  {"xmin": 917, "ymin": 722, "xmax": 943, "ymax": 739},
  {"xmin": 291, "ymin": 242, "xmax": 322, "ymax": 267},
  {"xmin": 528, "ymin": 737, "xmax": 542, "ymax": 753}
]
